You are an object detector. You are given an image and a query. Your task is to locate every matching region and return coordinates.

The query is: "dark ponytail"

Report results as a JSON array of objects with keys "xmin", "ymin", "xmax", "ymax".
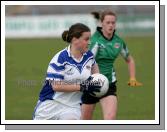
[
  {"xmin": 91, "ymin": 11, "xmax": 100, "ymax": 20},
  {"xmin": 61, "ymin": 23, "xmax": 90, "ymax": 43},
  {"xmin": 62, "ymin": 30, "xmax": 70, "ymax": 43}
]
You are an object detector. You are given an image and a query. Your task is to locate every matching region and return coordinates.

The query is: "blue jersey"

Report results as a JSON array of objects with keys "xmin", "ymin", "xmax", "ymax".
[{"xmin": 39, "ymin": 45, "xmax": 96, "ymax": 107}]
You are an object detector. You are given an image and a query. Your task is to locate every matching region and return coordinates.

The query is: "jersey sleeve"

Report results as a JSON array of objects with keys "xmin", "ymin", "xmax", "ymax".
[
  {"xmin": 89, "ymin": 40, "xmax": 99, "ymax": 57},
  {"xmin": 87, "ymin": 50, "xmax": 97, "ymax": 66},
  {"xmin": 46, "ymin": 53, "xmax": 65, "ymax": 81},
  {"xmin": 91, "ymin": 54, "xmax": 97, "ymax": 66},
  {"xmin": 92, "ymin": 58, "xmax": 96, "ymax": 66},
  {"xmin": 120, "ymin": 41, "xmax": 130, "ymax": 60}
]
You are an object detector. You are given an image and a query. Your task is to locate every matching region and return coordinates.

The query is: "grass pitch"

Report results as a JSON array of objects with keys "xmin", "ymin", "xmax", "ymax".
[{"xmin": 5, "ymin": 36, "xmax": 155, "ymax": 120}]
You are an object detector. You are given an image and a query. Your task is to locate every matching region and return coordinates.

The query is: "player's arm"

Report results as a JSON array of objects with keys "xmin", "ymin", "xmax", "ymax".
[
  {"xmin": 50, "ymin": 63, "xmax": 100, "ymax": 93},
  {"xmin": 125, "ymin": 55, "xmax": 135, "ymax": 80},
  {"xmin": 51, "ymin": 81, "xmax": 80, "ymax": 92},
  {"xmin": 126, "ymin": 55, "xmax": 142, "ymax": 86},
  {"xmin": 51, "ymin": 80, "xmax": 100, "ymax": 94},
  {"xmin": 120, "ymin": 42, "xmax": 142, "ymax": 86},
  {"xmin": 91, "ymin": 63, "xmax": 99, "ymax": 74}
]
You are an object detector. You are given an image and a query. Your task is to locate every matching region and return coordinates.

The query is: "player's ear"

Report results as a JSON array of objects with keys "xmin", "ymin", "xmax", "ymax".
[{"xmin": 71, "ymin": 37, "xmax": 78, "ymax": 43}]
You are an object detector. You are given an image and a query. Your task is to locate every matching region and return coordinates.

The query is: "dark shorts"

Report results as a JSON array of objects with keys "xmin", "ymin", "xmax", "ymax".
[{"xmin": 81, "ymin": 81, "xmax": 117, "ymax": 104}]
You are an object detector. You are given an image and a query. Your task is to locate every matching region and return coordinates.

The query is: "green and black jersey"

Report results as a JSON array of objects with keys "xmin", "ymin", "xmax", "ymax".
[{"xmin": 89, "ymin": 27, "xmax": 130, "ymax": 83}]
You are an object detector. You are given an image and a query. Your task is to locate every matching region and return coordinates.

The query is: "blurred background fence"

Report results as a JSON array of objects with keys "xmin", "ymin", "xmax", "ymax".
[{"xmin": 5, "ymin": 5, "xmax": 155, "ymax": 38}]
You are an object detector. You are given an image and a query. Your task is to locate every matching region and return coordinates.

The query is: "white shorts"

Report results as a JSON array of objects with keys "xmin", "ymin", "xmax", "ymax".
[{"xmin": 33, "ymin": 100, "xmax": 81, "ymax": 120}]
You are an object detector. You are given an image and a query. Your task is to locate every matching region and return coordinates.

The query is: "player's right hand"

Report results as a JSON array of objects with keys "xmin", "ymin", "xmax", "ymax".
[{"xmin": 80, "ymin": 76, "xmax": 101, "ymax": 95}]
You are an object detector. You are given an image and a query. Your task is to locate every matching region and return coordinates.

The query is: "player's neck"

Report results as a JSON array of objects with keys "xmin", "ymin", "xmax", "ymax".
[
  {"xmin": 102, "ymin": 29, "xmax": 113, "ymax": 40},
  {"xmin": 70, "ymin": 45, "xmax": 82, "ymax": 60}
]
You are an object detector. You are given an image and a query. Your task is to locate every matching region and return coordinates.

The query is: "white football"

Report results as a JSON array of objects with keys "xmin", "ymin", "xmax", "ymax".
[{"xmin": 90, "ymin": 73, "xmax": 109, "ymax": 97}]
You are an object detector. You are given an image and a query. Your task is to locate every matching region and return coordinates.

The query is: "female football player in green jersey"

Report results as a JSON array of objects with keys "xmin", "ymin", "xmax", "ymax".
[{"xmin": 81, "ymin": 10, "xmax": 142, "ymax": 120}]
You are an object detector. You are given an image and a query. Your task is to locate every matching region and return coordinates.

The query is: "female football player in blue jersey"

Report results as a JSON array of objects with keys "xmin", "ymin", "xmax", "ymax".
[
  {"xmin": 81, "ymin": 10, "xmax": 142, "ymax": 120},
  {"xmin": 33, "ymin": 23, "xmax": 101, "ymax": 120}
]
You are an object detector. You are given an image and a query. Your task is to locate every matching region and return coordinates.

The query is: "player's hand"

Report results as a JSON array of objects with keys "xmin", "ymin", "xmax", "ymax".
[
  {"xmin": 128, "ymin": 78, "xmax": 142, "ymax": 87},
  {"xmin": 80, "ymin": 76, "xmax": 101, "ymax": 96}
]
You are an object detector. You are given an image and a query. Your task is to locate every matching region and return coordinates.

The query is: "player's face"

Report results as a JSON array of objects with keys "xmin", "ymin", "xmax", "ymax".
[
  {"xmin": 101, "ymin": 15, "xmax": 116, "ymax": 35},
  {"xmin": 77, "ymin": 32, "xmax": 91, "ymax": 53}
]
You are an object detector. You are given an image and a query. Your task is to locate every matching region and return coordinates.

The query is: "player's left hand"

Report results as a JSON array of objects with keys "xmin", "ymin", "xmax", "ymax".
[
  {"xmin": 128, "ymin": 78, "xmax": 143, "ymax": 87},
  {"xmin": 80, "ymin": 76, "xmax": 101, "ymax": 95}
]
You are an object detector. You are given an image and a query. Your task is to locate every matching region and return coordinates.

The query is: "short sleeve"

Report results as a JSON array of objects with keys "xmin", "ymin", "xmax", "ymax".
[
  {"xmin": 92, "ymin": 57, "xmax": 96, "ymax": 66},
  {"xmin": 89, "ymin": 40, "xmax": 99, "ymax": 57},
  {"xmin": 120, "ymin": 41, "xmax": 130, "ymax": 60},
  {"xmin": 46, "ymin": 53, "xmax": 65, "ymax": 81}
]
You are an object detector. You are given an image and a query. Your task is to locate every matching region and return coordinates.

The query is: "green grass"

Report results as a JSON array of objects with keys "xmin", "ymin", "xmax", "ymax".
[{"xmin": 5, "ymin": 36, "xmax": 155, "ymax": 120}]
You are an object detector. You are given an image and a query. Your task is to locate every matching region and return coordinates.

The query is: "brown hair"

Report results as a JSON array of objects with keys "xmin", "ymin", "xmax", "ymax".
[
  {"xmin": 100, "ymin": 10, "xmax": 116, "ymax": 22},
  {"xmin": 62, "ymin": 23, "xmax": 90, "ymax": 43},
  {"xmin": 91, "ymin": 11, "xmax": 100, "ymax": 20}
]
